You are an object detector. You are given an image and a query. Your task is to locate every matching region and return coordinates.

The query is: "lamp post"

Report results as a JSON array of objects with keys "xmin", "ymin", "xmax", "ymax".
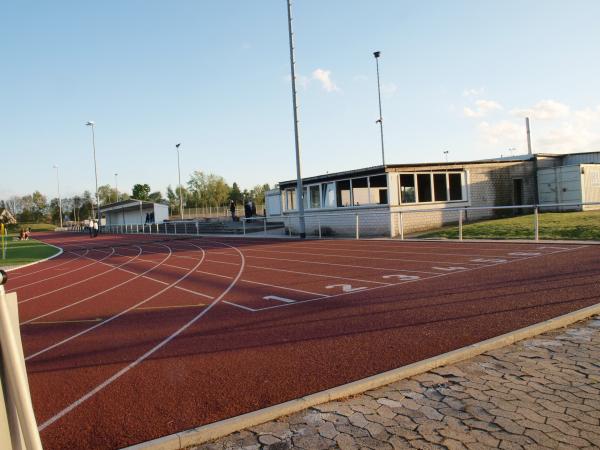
[
  {"xmin": 373, "ymin": 51, "xmax": 386, "ymax": 166},
  {"xmin": 52, "ymin": 165, "xmax": 63, "ymax": 228},
  {"xmin": 443, "ymin": 150, "xmax": 449, "ymax": 162},
  {"xmin": 175, "ymin": 143, "xmax": 183, "ymax": 220},
  {"xmin": 114, "ymin": 173, "xmax": 119, "ymax": 202},
  {"xmin": 286, "ymin": 0, "xmax": 306, "ymax": 239},
  {"xmin": 85, "ymin": 121, "xmax": 100, "ymax": 221}
]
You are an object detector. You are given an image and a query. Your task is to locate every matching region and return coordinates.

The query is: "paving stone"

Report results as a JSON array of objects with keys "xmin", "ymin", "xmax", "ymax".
[
  {"xmin": 524, "ymin": 428, "xmax": 561, "ymax": 448},
  {"xmin": 377, "ymin": 398, "xmax": 404, "ymax": 408},
  {"xmin": 258, "ymin": 434, "xmax": 281, "ymax": 446},
  {"xmin": 439, "ymin": 427, "xmax": 477, "ymax": 444},
  {"xmin": 320, "ymin": 412, "xmax": 350, "ymax": 426},
  {"xmin": 376, "ymin": 405, "xmax": 397, "ymax": 419},
  {"xmin": 388, "ymin": 435, "xmax": 412, "ymax": 450},
  {"xmin": 335, "ymin": 433, "xmax": 358, "ymax": 450},
  {"xmin": 249, "ymin": 421, "xmax": 292, "ymax": 439},
  {"xmin": 317, "ymin": 421, "xmax": 338, "ymax": 440},
  {"xmin": 442, "ymin": 438, "xmax": 468, "ymax": 450},
  {"xmin": 336, "ymin": 424, "xmax": 370, "ymax": 438},
  {"xmin": 463, "ymin": 419, "xmax": 501, "ymax": 432},
  {"xmin": 547, "ymin": 431, "xmax": 591, "ymax": 447},
  {"xmin": 291, "ymin": 434, "xmax": 334, "ymax": 449},
  {"xmin": 354, "ymin": 435, "xmax": 393, "ymax": 449},
  {"xmin": 419, "ymin": 405, "xmax": 444, "ymax": 421},
  {"xmin": 348, "ymin": 412, "xmax": 369, "ymax": 429},
  {"xmin": 515, "ymin": 407, "xmax": 546, "ymax": 424},
  {"xmin": 470, "ymin": 429, "xmax": 500, "ymax": 447},
  {"xmin": 365, "ymin": 413, "xmax": 397, "ymax": 427},
  {"xmin": 409, "ymin": 439, "xmax": 446, "ymax": 450},
  {"xmin": 493, "ymin": 417, "xmax": 525, "ymax": 435}
]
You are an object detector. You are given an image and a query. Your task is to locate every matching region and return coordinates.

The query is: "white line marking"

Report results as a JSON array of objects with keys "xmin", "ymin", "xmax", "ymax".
[
  {"xmin": 263, "ymin": 295, "xmax": 296, "ymax": 304},
  {"xmin": 245, "ymin": 264, "xmax": 392, "ymax": 286},
  {"xmin": 38, "ymin": 240, "xmax": 245, "ymax": 432},
  {"xmin": 325, "ymin": 284, "xmax": 368, "ymax": 293},
  {"xmin": 7, "ymin": 249, "xmax": 90, "ymax": 282},
  {"xmin": 222, "ymin": 301, "xmax": 258, "ymax": 312},
  {"xmin": 382, "ymin": 274, "xmax": 421, "ymax": 281},
  {"xmin": 432, "ymin": 266, "xmax": 469, "ymax": 272}
]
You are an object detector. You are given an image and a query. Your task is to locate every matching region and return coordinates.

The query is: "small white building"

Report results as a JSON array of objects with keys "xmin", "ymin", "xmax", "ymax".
[
  {"xmin": 99, "ymin": 199, "xmax": 169, "ymax": 226},
  {"xmin": 538, "ymin": 164, "xmax": 600, "ymax": 210}
]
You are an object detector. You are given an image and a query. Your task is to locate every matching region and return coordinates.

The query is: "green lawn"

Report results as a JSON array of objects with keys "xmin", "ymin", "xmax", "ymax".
[
  {"xmin": 6, "ymin": 223, "xmax": 57, "ymax": 233},
  {"xmin": 0, "ymin": 237, "xmax": 60, "ymax": 267},
  {"xmin": 415, "ymin": 210, "xmax": 600, "ymax": 240}
]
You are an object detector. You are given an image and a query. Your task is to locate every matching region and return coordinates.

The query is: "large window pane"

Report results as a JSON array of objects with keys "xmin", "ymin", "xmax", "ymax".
[
  {"xmin": 309, "ymin": 185, "xmax": 320, "ymax": 208},
  {"xmin": 285, "ymin": 188, "xmax": 296, "ymax": 210},
  {"xmin": 417, "ymin": 174, "xmax": 432, "ymax": 202},
  {"xmin": 352, "ymin": 177, "xmax": 369, "ymax": 206},
  {"xmin": 433, "ymin": 174, "xmax": 448, "ymax": 201},
  {"xmin": 369, "ymin": 175, "xmax": 388, "ymax": 204},
  {"xmin": 399, "ymin": 174, "xmax": 416, "ymax": 203},
  {"xmin": 336, "ymin": 180, "xmax": 351, "ymax": 207},
  {"xmin": 449, "ymin": 173, "xmax": 463, "ymax": 200},
  {"xmin": 321, "ymin": 182, "xmax": 336, "ymax": 208}
]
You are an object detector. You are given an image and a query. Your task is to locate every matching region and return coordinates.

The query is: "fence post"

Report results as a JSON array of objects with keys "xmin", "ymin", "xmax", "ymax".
[
  {"xmin": 355, "ymin": 214, "xmax": 359, "ymax": 240},
  {"xmin": 196, "ymin": 221, "xmax": 199, "ymax": 236},
  {"xmin": 318, "ymin": 217, "xmax": 322, "ymax": 239},
  {"xmin": 242, "ymin": 219, "xmax": 246, "ymax": 235},
  {"xmin": 263, "ymin": 218, "xmax": 267, "ymax": 235},
  {"xmin": 459, "ymin": 209, "xmax": 463, "ymax": 241},
  {"xmin": 399, "ymin": 212, "xmax": 404, "ymax": 240},
  {"xmin": 174, "ymin": 222, "xmax": 177, "ymax": 235},
  {"xmin": 534, "ymin": 206, "xmax": 539, "ymax": 241}
]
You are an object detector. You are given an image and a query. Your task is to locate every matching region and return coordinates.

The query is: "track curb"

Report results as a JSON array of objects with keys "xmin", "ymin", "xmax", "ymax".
[{"xmin": 122, "ymin": 302, "xmax": 600, "ymax": 450}]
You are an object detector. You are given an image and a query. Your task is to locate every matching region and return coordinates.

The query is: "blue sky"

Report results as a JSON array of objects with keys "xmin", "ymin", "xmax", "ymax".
[{"xmin": 2, "ymin": 0, "xmax": 599, "ymax": 200}]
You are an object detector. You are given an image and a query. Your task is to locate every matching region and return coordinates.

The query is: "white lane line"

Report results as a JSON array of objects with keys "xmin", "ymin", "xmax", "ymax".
[
  {"xmin": 38, "ymin": 240, "xmax": 245, "ymax": 433},
  {"xmin": 7, "ymin": 249, "xmax": 91, "ymax": 282},
  {"xmin": 29, "ymin": 318, "xmax": 103, "ymax": 325},
  {"xmin": 245, "ymin": 264, "xmax": 392, "ymax": 286},
  {"xmin": 24, "ymin": 243, "xmax": 196, "ymax": 357},
  {"xmin": 206, "ymin": 255, "xmax": 439, "ymax": 275},
  {"xmin": 251, "ymin": 246, "xmax": 588, "ymax": 312},
  {"xmin": 20, "ymin": 246, "xmax": 146, "ymax": 325},
  {"xmin": 222, "ymin": 301, "xmax": 258, "ymax": 312},
  {"xmin": 11, "ymin": 248, "xmax": 115, "ymax": 294}
]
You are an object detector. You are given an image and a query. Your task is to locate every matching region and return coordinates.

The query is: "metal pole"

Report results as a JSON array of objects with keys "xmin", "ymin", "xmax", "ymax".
[
  {"xmin": 534, "ymin": 206, "xmax": 539, "ymax": 241},
  {"xmin": 243, "ymin": 219, "xmax": 246, "ymax": 235},
  {"xmin": 115, "ymin": 173, "xmax": 119, "ymax": 202},
  {"xmin": 318, "ymin": 216, "xmax": 322, "ymax": 239},
  {"xmin": 399, "ymin": 211, "xmax": 404, "ymax": 240},
  {"xmin": 286, "ymin": 0, "xmax": 306, "ymax": 239},
  {"xmin": 374, "ymin": 51, "xmax": 385, "ymax": 166},
  {"xmin": 459, "ymin": 209, "xmax": 463, "ymax": 241},
  {"xmin": 87, "ymin": 122, "xmax": 100, "ymax": 221},
  {"xmin": 355, "ymin": 214, "xmax": 359, "ymax": 240},
  {"xmin": 139, "ymin": 200, "xmax": 143, "ymax": 225},
  {"xmin": 54, "ymin": 165, "xmax": 63, "ymax": 228},
  {"xmin": 176, "ymin": 144, "xmax": 183, "ymax": 220}
]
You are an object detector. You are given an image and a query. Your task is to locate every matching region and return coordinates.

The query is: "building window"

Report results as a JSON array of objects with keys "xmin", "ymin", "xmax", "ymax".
[
  {"xmin": 321, "ymin": 182, "xmax": 336, "ymax": 208},
  {"xmin": 285, "ymin": 188, "xmax": 296, "ymax": 210},
  {"xmin": 433, "ymin": 173, "xmax": 448, "ymax": 201},
  {"xmin": 336, "ymin": 180, "xmax": 351, "ymax": 207},
  {"xmin": 309, "ymin": 185, "xmax": 320, "ymax": 208},
  {"xmin": 417, "ymin": 174, "xmax": 432, "ymax": 202},
  {"xmin": 449, "ymin": 173, "xmax": 463, "ymax": 200},
  {"xmin": 352, "ymin": 177, "xmax": 369, "ymax": 206},
  {"xmin": 369, "ymin": 175, "xmax": 388, "ymax": 204},
  {"xmin": 399, "ymin": 174, "xmax": 416, "ymax": 203}
]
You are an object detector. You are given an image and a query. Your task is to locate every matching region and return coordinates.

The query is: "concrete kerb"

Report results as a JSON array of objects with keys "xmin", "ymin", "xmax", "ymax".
[{"xmin": 122, "ymin": 301, "xmax": 600, "ymax": 450}]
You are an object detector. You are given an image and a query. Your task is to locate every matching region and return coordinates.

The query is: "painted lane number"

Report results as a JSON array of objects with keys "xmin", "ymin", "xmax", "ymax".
[
  {"xmin": 471, "ymin": 258, "xmax": 507, "ymax": 263},
  {"xmin": 325, "ymin": 284, "xmax": 367, "ymax": 293},
  {"xmin": 263, "ymin": 295, "xmax": 296, "ymax": 304},
  {"xmin": 382, "ymin": 274, "xmax": 421, "ymax": 281},
  {"xmin": 432, "ymin": 266, "xmax": 468, "ymax": 272}
]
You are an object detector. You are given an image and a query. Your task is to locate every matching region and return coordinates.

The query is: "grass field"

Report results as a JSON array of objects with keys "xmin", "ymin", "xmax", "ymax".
[
  {"xmin": 5, "ymin": 223, "xmax": 56, "ymax": 233},
  {"xmin": 0, "ymin": 237, "xmax": 60, "ymax": 267},
  {"xmin": 415, "ymin": 210, "xmax": 600, "ymax": 240}
]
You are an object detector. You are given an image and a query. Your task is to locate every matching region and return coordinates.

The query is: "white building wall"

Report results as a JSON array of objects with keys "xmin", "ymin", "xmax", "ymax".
[
  {"xmin": 537, "ymin": 165, "xmax": 583, "ymax": 210},
  {"xmin": 563, "ymin": 153, "xmax": 600, "ymax": 165},
  {"xmin": 582, "ymin": 165, "xmax": 600, "ymax": 210}
]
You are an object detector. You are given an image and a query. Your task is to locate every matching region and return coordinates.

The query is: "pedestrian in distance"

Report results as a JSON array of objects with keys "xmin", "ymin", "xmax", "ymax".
[
  {"xmin": 88, "ymin": 221, "xmax": 93, "ymax": 238},
  {"xmin": 93, "ymin": 219, "xmax": 99, "ymax": 237},
  {"xmin": 229, "ymin": 200, "xmax": 236, "ymax": 221},
  {"xmin": 251, "ymin": 201, "xmax": 257, "ymax": 217}
]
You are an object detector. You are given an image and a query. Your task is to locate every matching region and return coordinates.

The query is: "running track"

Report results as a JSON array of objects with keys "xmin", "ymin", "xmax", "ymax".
[{"xmin": 7, "ymin": 232, "xmax": 600, "ymax": 449}]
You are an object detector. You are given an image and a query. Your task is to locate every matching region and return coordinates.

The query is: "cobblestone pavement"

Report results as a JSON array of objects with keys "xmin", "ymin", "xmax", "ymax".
[{"xmin": 189, "ymin": 316, "xmax": 600, "ymax": 450}]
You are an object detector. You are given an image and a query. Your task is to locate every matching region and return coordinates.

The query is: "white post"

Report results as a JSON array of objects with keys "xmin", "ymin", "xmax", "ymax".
[
  {"xmin": 318, "ymin": 216, "xmax": 322, "ymax": 239},
  {"xmin": 355, "ymin": 214, "xmax": 359, "ymax": 240},
  {"xmin": 534, "ymin": 206, "xmax": 539, "ymax": 241},
  {"xmin": 263, "ymin": 218, "xmax": 267, "ymax": 234},
  {"xmin": 459, "ymin": 209, "xmax": 463, "ymax": 241},
  {"xmin": 0, "ymin": 274, "xmax": 44, "ymax": 450},
  {"xmin": 196, "ymin": 221, "xmax": 199, "ymax": 236},
  {"xmin": 174, "ymin": 222, "xmax": 177, "ymax": 235},
  {"xmin": 243, "ymin": 219, "xmax": 246, "ymax": 235},
  {"xmin": 399, "ymin": 212, "xmax": 404, "ymax": 240}
]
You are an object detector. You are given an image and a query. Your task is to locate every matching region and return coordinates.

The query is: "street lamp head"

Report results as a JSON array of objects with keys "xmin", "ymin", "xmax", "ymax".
[
  {"xmin": 85, "ymin": 121, "xmax": 95, "ymax": 127},
  {"xmin": 373, "ymin": 51, "xmax": 381, "ymax": 58},
  {"xmin": 175, "ymin": 143, "xmax": 181, "ymax": 149}
]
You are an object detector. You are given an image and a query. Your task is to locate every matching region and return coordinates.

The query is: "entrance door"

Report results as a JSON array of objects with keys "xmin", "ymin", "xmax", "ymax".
[{"xmin": 513, "ymin": 179, "xmax": 523, "ymax": 214}]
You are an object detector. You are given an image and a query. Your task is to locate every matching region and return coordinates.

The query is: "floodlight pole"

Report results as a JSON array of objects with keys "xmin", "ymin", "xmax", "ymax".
[
  {"xmin": 374, "ymin": 51, "xmax": 386, "ymax": 166},
  {"xmin": 286, "ymin": 0, "xmax": 306, "ymax": 239},
  {"xmin": 86, "ymin": 121, "xmax": 100, "ymax": 221},
  {"xmin": 114, "ymin": 173, "xmax": 119, "ymax": 202},
  {"xmin": 53, "ymin": 165, "xmax": 63, "ymax": 228},
  {"xmin": 176, "ymin": 143, "xmax": 183, "ymax": 220}
]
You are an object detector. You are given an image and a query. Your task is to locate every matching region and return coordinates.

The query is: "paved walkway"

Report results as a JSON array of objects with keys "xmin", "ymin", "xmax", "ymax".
[{"xmin": 189, "ymin": 316, "xmax": 600, "ymax": 450}]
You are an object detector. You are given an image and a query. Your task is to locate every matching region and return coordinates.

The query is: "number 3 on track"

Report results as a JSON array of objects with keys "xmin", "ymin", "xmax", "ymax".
[
  {"xmin": 382, "ymin": 274, "xmax": 421, "ymax": 281},
  {"xmin": 325, "ymin": 284, "xmax": 367, "ymax": 293}
]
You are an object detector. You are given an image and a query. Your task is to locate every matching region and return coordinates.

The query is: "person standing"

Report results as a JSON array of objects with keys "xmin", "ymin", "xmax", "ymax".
[
  {"xmin": 93, "ymin": 219, "xmax": 99, "ymax": 237},
  {"xmin": 229, "ymin": 200, "xmax": 236, "ymax": 221}
]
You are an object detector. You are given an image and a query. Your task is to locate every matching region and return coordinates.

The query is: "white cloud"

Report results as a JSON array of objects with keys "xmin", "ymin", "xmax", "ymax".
[
  {"xmin": 510, "ymin": 99, "xmax": 570, "ymax": 120},
  {"xmin": 478, "ymin": 120, "xmax": 522, "ymax": 145},
  {"xmin": 463, "ymin": 99, "xmax": 503, "ymax": 118},
  {"xmin": 463, "ymin": 87, "xmax": 485, "ymax": 97},
  {"xmin": 312, "ymin": 69, "xmax": 340, "ymax": 92}
]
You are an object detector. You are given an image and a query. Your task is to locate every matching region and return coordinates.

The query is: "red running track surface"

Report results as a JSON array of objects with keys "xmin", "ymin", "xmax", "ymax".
[{"xmin": 8, "ymin": 232, "xmax": 600, "ymax": 449}]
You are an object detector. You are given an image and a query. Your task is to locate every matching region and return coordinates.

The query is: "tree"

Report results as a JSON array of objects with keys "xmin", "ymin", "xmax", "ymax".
[
  {"xmin": 250, "ymin": 183, "xmax": 270, "ymax": 205},
  {"xmin": 229, "ymin": 182, "xmax": 243, "ymax": 204},
  {"xmin": 98, "ymin": 184, "xmax": 118, "ymax": 204},
  {"xmin": 187, "ymin": 171, "xmax": 230, "ymax": 207},
  {"xmin": 148, "ymin": 191, "xmax": 164, "ymax": 203},
  {"xmin": 132, "ymin": 184, "xmax": 151, "ymax": 201}
]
